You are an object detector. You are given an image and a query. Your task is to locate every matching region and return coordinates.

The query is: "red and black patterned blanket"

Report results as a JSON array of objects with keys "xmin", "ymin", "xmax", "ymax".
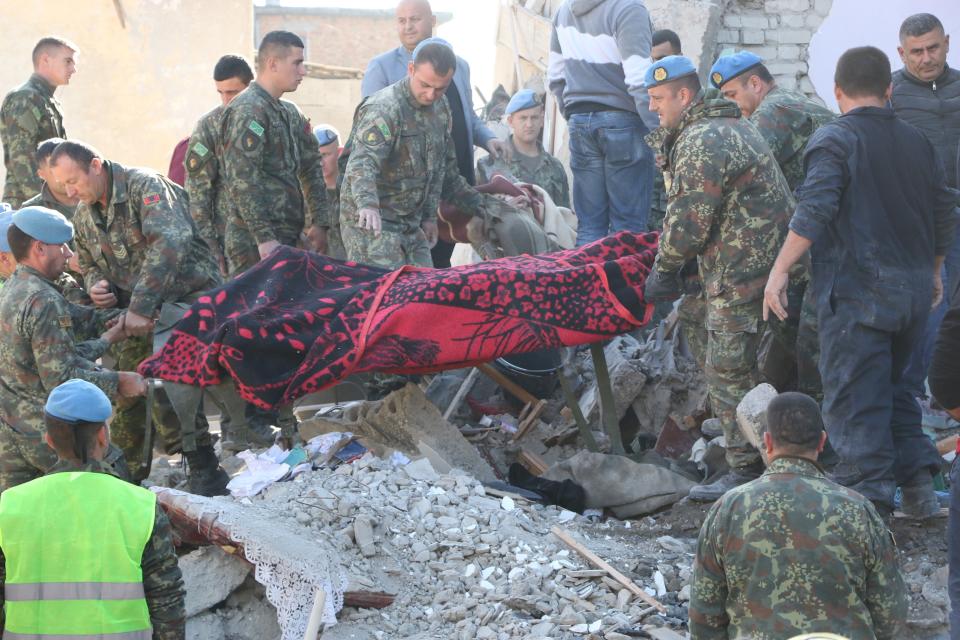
[{"xmin": 139, "ymin": 232, "xmax": 659, "ymax": 408}]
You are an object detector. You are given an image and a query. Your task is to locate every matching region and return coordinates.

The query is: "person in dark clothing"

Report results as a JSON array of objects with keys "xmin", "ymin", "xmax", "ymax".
[
  {"xmin": 764, "ymin": 46, "xmax": 958, "ymax": 518},
  {"xmin": 892, "ymin": 13, "xmax": 960, "ymax": 402}
]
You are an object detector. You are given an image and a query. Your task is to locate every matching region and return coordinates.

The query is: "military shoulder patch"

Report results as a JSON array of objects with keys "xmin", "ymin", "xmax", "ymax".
[
  {"xmin": 30, "ymin": 105, "xmax": 42, "ymax": 122},
  {"xmin": 192, "ymin": 141, "xmax": 210, "ymax": 157},
  {"xmin": 361, "ymin": 116, "xmax": 393, "ymax": 148},
  {"xmin": 143, "ymin": 193, "xmax": 161, "ymax": 206},
  {"xmin": 57, "ymin": 314, "xmax": 72, "ymax": 329},
  {"xmin": 248, "ymin": 120, "xmax": 265, "ymax": 137}
]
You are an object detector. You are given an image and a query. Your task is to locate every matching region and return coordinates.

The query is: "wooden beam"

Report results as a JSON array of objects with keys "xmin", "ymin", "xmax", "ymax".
[
  {"xmin": 477, "ymin": 362, "xmax": 539, "ymax": 406},
  {"xmin": 551, "ymin": 526, "xmax": 665, "ymax": 612}
]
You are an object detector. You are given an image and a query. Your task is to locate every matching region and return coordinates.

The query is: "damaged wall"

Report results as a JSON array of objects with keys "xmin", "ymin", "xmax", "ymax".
[{"xmin": 0, "ymin": 0, "xmax": 253, "ymax": 184}]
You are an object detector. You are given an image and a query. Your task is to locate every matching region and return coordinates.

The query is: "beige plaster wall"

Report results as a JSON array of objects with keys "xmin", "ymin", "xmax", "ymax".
[{"xmin": 0, "ymin": 0, "xmax": 253, "ymax": 185}]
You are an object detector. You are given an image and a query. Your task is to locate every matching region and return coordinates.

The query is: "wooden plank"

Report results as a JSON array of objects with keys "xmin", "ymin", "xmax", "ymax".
[
  {"xmin": 442, "ymin": 368, "xmax": 480, "ymax": 421},
  {"xmin": 551, "ymin": 526, "xmax": 665, "ymax": 612},
  {"xmin": 342, "ymin": 591, "xmax": 395, "ymax": 609},
  {"xmin": 477, "ymin": 362, "xmax": 540, "ymax": 406},
  {"xmin": 518, "ymin": 450, "xmax": 549, "ymax": 476},
  {"xmin": 513, "ymin": 400, "xmax": 547, "ymax": 442}
]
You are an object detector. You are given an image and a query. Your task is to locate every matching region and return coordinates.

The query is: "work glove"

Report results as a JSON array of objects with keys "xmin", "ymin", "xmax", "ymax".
[{"xmin": 644, "ymin": 267, "xmax": 684, "ymax": 303}]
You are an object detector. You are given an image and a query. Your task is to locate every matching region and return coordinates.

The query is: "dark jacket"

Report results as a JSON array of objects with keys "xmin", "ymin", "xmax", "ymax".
[
  {"xmin": 791, "ymin": 107, "xmax": 958, "ymax": 324},
  {"xmin": 891, "ymin": 65, "xmax": 960, "ymax": 189}
]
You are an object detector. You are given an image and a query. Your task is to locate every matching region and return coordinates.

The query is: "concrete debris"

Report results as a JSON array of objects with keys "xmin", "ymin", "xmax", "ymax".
[
  {"xmin": 578, "ymin": 335, "xmax": 648, "ymax": 425},
  {"xmin": 180, "ymin": 546, "xmax": 251, "ymax": 617},
  {"xmin": 186, "ymin": 575, "xmax": 282, "ymax": 640},
  {"xmin": 736, "ymin": 383, "xmax": 778, "ymax": 454}
]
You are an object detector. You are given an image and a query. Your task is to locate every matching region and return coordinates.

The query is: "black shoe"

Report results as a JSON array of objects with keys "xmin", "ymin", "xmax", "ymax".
[
  {"xmin": 689, "ymin": 464, "xmax": 763, "ymax": 502},
  {"xmin": 900, "ymin": 472, "xmax": 939, "ymax": 519},
  {"xmin": 185, "ymin": 445, "xmax": 230, "ymax": 496}
]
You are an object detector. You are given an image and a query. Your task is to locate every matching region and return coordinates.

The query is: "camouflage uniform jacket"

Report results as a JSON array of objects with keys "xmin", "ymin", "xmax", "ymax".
[
  {"xmin": 476, "ymin": 136, "xmax": 571, "ymax": 208},
  {"xmin": 73, "ymin": 161, "xmax": 220, "ymax": 317},
  {"xmin": 751, "ymin": 86, "xmax": 836, "ymax": 192},
  {"xmin": 21, "ymin": 182, "xmax": 77, "ymax": 220},
  {"xmin": 690, "ymin": 455, "xmax": 907, "ymax": 640},
  {"xmin": 646, "ymin": 90, "xmax": 794, "ymax": 329},
  {"xmin": 0, "ymin": 265, "xmax": 120, "ymax": 436},
  {"xmin": 0, "ymin": 458, "xmax": 186, "ymax": 639},
  {"xmin": 341, "ymin": 78, "xmax": 488, "ymax": 229},
  {"xmin": 185, "ymin": 105, "xmax": 229, "ymax": 260},
  {"xmin": 0, "ymin": 74, "xmax": 65, "ymax": 207},
  {"xmin": 220, "ymin": 81, "xmax": 327, "ymax": 244}
]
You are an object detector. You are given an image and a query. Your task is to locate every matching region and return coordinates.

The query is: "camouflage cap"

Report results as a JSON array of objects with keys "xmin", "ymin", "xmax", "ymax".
[
  {"xmin": 710, "ymin": 51, "xmax": 764, "ymax": 88},
  {"xmin": 644, "ymin": 55, "xmax": 698, "ymax": 88}
]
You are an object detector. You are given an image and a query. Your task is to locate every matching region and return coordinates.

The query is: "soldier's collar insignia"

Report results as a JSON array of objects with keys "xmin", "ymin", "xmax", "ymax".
[
  {"xmin": 712, "ymin": 72, "xmax": 723, "ymax": 86},
  {"xmin": 192, "ymin": 142, "xmax": 209, "ymax": 157},
  {"xmin": 143, "ymin": 193, "xmax": 161, "ymax": 206},
  {"xmin": 248, "ymin": 120, "xmax": 265, "ymax": 137},
  {"xmin": 654, "ymin": 67, "xmax": 668, "ymax": 82}
]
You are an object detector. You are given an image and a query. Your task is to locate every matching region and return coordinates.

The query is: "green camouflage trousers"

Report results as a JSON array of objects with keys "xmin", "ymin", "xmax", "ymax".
[
  {"xmin": 225, "ymin": 216, "xmax": 301, "ymax": 277},
  {"xmin": 341, "ymin": 221, "xmax": 432, "ymax": 269},
  {"xmin": 678, "ymin": 293, "xmax": 708, "ymax": 370},
  {"xmin": 112, "ymin": 334, "xmax": 211, "ymax": 482},
  {"xmin": 705, "ymin": 323, "xmax": 762, "ymax": 469}
]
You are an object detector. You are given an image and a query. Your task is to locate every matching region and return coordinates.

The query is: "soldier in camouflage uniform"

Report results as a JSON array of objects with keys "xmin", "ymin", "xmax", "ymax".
[
  {"xmin": 307, "ymin": 125, "xmax": 346, "ymax": 260},
  {"xmin": 49, "ymin": 141, "xmax": 228, "ymax": 493},
  {"xmin": 690, "ymin": 392, "xmax": 907, "ymax": 639},
  {"xmin": 21, "ymin": 138, "xmax": 78, "ymax": 220},
  {"xmin": 0, "ymin": 38, "xmax": 75, "ymax": 208},
  {"xmin": 0, "ymin": 207, "xmax": 144, "ymax": 493},
  {"xmin": 476, "ymin": 89, "xmax": 570, "ymax": 209},
  {"xmin": 219, "ymin": 31, "xmax": 327, "ymax": 276},
  {"xmin": 342, "ymin": 39, "xmax": 512, "ymax": 269},
  {"xmin": 184, "ymin": 55, "xmax": 254, "ymax": 275},
  {"xmin": 0, "ymin": 380, "xmax": 185, "ymax": 637},
  {"xmin": 642, "ymin": 56, "xmax": 794, "ymax": 501},
  {"xmin": 712, "ymin": 51, "xmax": 836, "ymax": 400}
]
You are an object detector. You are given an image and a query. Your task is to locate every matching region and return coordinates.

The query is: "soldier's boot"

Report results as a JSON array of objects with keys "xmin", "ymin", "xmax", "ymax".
[
  {"xmin": 184, "ymin": 445, "xmax": 230, "ymax": 497},
  {"xmin": 689, "ymin": 462, "xmax": 764, "ymax": 502},
  {"xmin": 699, "ymin": 418, "xmax": 723, "ymax": 438},
  {"xmin": 900, "ymin": 471, "xmax": 939, "ymax": 519}
]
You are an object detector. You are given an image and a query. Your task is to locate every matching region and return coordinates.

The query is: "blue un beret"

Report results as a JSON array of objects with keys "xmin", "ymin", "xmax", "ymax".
[
  {"xmin": 412, "ymin": 37, "xmax": 453, "ymax": 61},
  {"xmin": 0, "ymin": 204, "xmax": 14, "ymax": 253},
  {"xmin": 505, "ymin": 89, "xmax": 541, "ymax": 115},
  {"xmin": 45, "ymin": 379, "xmax": 113, "ymax": 423},
  {"xmin": 710, "ymin": 51, "xmax": 764, "ymax": 88},
  {"xmin": 313, "ymin": 125, "xmax": 340, "ymax": 147},
  {"xmin": 12, "ymin": 206, "xmax": 74, "ymax": 245},
  {"xmin": 644, "ymin": 55, "xmax": 698, "ymax": 88}
]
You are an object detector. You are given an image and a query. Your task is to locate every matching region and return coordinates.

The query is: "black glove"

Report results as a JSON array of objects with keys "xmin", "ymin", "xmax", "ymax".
[{"xmin": 644, "ymin": 268, "xmax": 684, "ymax": 302}]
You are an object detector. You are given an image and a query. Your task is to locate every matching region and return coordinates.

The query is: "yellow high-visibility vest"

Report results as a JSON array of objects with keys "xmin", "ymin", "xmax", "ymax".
[{"xmin": 0, "ymin": 471, "xmax": 155, "ymax": 639}]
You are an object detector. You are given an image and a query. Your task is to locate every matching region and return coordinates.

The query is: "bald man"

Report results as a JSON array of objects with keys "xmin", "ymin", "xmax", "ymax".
[{"xmin": 361, "ymin": 0, "xmax": 506, "ymax": 267}]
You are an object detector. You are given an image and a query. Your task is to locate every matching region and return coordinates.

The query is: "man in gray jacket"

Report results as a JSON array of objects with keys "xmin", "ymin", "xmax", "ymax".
[
  {"xmin": 892, "ymin": 13, "xmax": 960, "ymax": 411},
  {"xmin": 548, "ymin": 0, "xmax": 657, "ymax": 246},
  {"xmin": 362, "ymin": 0, "xmax": 507, "ymax": 267}
]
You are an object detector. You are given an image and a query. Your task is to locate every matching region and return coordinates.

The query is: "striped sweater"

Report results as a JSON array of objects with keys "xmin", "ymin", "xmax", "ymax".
[{"xmin": 548, "ymin": 0, "xmax": 657, "ymax": 129}]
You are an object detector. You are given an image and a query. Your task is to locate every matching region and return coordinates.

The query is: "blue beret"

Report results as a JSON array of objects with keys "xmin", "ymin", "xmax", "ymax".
[
  {"xmin": 45, "ymin": 379, "xmax": 113, "ymax": 423},
  {"xmin": 505, "ymin": 89, "xmax": 541, "ymax": 115},
  {"xmin": 12, "ymin": 206, "xmax": 74, "ymax": 245},
  {"xmin": 412, "ymin": 37, "xmax": 453, "ymax": 61},
  {"xmin": 313, "ymin": 125, "xmax": 340, "ymax": 147},
  {"xmin": 0, "ymin": 204, "xmax": 13, "ymax": 253},
  {"xmin": 710, "ymin": 51, "xmax": 763, "ymax": 88},
  {"xmin": 644, "ymin": 55, "xmax": 698, "ymax": 88}
]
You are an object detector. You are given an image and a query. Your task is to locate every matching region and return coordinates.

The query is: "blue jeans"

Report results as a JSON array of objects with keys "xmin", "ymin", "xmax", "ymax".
[
  {"xmin": 903, "ymin": 232, "xmax": 960, "ymax": 397},
  {"xmin": 568, "ymin": 110, "xmax": 653, "ymax": 246},
  {"xmin": 950, "ymin": 456, "xmax": 960, "ymax": 639}
]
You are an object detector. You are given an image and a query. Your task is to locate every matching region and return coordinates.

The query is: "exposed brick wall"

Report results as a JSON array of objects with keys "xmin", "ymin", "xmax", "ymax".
[
  {"xmin": 255, "ymin": 12, "xmax": 398, "ymax": 71},
  {"xmin": 714, "ymin": 0, "xmax": 833, "ymax": 98}
]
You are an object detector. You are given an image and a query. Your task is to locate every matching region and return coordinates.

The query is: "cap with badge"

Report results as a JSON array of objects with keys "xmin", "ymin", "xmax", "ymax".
[
  {"xmin": 505, "ymin": 89, "xmax": 542, "ymax": 115},
  {"xmin": 644, "ymin": 55, "xmax": 698, "ymax": 88},
  {"xmin": 0, "ymin": 203, "xmax": 13, "ymax": 253},
  {"xmin": 412, "ymin": 36, "xmax": 453, "ymax": 60},
  {"xmin": 709, "ymin": 51, "xmax": 764, "ymax": 88},
  {"xmin": 45, "ymin": 379, "xmax": 113, "ymax": 424},
  {"xmin": 313, "ymin": 124, "xmax": 340, "ymax": 147},
  {"xmin": 11, "ymin": 206, "xmax": 74, "ymax": 245}
]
